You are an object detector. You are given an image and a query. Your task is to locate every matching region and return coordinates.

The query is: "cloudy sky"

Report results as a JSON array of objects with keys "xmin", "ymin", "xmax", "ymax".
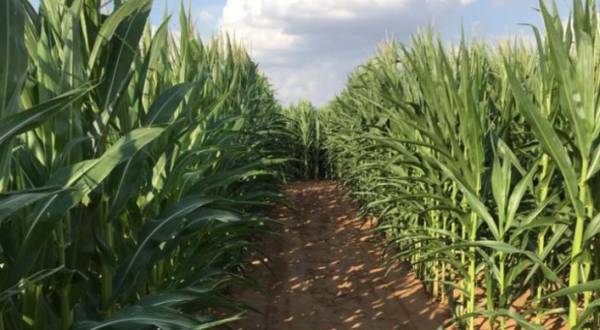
[{"xmin": 32, "ymin": 0, "xmax": 571, "ymax": 105}]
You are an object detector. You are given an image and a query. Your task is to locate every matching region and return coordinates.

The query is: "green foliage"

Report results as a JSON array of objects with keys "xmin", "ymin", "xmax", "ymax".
[
  {"xmin": 281, "ymin": 100, "xmax": 328, "ymax": 181},
  {"xmin": 0, "ymin": 0, "xmax": 286, "ymax": 329},
  {"xmin": 324, "ymin": 1, "xmax": 600, "ymax": 329}
]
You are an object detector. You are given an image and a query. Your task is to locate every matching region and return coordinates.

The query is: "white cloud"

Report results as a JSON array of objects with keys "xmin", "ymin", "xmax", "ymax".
[
  {"xmin": 220, "ymin": 0, "xmax": 478, "ymax": 105},
  {"xmin": 198, "ymin": 10, "xmax": 215, "ymax": 21}
]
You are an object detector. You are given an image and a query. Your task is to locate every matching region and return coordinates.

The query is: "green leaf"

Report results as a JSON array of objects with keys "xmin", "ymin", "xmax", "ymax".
[
  {"xmin": 0, "ymin": 187, "xmax": 67, "ymax": 223},
  {"xmin": 2, "ymin": 128, "xmax": 164, "ymax": 290},
  {"xmin": 447, "ymin": 309, "xmax": 546, "ymax": 330},
  {"xmin": 544, "ymin": 279, "xmax": 600, "ymax": 300},
  {"xmin": 540, "ymin": 0, "xmax": 593, "ymax": 157},
  {"xmin": 587, "ymin": 144, "xmax": 600, "ymax": 180},
  {"xmin": 0, "ymin": 0, "xmax": 28, "ymax": 114},
  {"xmin": 505, "ymin": 163, "xmax": 538, "ymax": 230},
  {"xmin": 0, "ymin": 88, "xmax": 87, "ymax": 145},
  {"xmin": 113, "ymin": 196, "xmax": 216, "ymax": 299},
  {"xmin": 426, "ymin": 156, "xmax": 500, "ymax": 240},
  {"xmin": 145, "ymin": 83, "xmax": 194, "ymax": 125},
  {"xmin": 583, "ymin": 213, "xmax": 600, "ymax": 243},
  {"xmin": 94, "ymin": 0, "xmax": 154, "ymax": 155},
  {"xmin": 98, "ymin": 0, "xmax": 152, "ymax": 109},
  {"xmin": 75, "ymin": 306, "xmax": 209, "ymax": 330},
  {"xmin": 183, "ymin": 208, "xmax": 241, "ymax": 233},
  {"xmin": 504, "ymin": 59, "xmax": 584, "ymax": 218}
]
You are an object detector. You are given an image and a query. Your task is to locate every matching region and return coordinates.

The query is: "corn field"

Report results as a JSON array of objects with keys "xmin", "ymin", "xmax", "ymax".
[
  {"xmin": 323, "ymin": 0, "xmax": 600, "ymax": 329},
  {"xmin": 6, "ymin": 0, "xmax": 600, "ymax": 329},
  {"xmin": 0, "ymin": 0, "xmax": 286, "ymax": 329},
  {"xmin": 280, "ymin": 100, "xmax": 327, "ymax": 181}
]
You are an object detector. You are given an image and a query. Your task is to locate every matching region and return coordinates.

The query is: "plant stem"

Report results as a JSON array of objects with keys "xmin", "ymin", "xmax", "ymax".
[
  {"xmin": 568, "ymin": 159, "xmax": 589, "ymax": 328},
  {"xmin": 56, "ymin": 217, "xmax": 73, "ymax": 330},
  {"xmin": 468, "ymin": 210, "xmax": 478, "ymax": 330},
  {"xmin": 100, "ymin": 200, "xmax": 114, "ymax": 316}
]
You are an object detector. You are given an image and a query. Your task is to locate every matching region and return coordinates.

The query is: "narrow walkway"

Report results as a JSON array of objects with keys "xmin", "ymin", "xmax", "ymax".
[{"xmin": 234, "ymin": 181, "xmax": 448, "ymax": 330}]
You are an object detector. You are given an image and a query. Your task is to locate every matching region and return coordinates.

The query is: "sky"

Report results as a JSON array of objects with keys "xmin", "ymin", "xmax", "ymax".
[{"xmin": 30, "ymin": 0, "xmax": 571, "ymax": 105}]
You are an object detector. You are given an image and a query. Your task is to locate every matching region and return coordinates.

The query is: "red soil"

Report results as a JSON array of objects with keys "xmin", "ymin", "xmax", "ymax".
[{"xmin": 232, "ymin": 181, "xmax": 448, "ymax": 330}]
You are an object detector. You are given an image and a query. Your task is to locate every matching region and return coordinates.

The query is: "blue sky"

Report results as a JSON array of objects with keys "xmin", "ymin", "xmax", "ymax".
[{"xmin": 29, "ymin": 0, "xmax": 571, "ymax": 105}]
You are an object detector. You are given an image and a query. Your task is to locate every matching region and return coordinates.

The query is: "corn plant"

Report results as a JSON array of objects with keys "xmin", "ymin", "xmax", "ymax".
[
  {"xmin": 0, "ymin": 0, "xmax": 286, "ymax": 329},
  {"xmin": 280, "ymin": 100, "xmax": 327, "ymax": 180},
  {"xmin": 324, "ymin": 1, "xmax": 600, "ymax": 329}
]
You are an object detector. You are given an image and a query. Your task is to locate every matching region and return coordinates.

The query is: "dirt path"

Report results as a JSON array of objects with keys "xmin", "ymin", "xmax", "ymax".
[{"xmin": 233, "ymin": 181, "xmax": 448, "ymax": 330}]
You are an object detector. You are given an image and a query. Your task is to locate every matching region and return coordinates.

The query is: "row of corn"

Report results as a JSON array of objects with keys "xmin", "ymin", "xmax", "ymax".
[
  {"xmin": 280, "ymin": 100, "xmax": 327, "ymax": 181},
  {"xmin": 0, "ymin": 0, "xmax": 287, "ymax": 329},
  {"xmin": 323, "ymin": 1, "xmax": 600, "ymax": 329}
]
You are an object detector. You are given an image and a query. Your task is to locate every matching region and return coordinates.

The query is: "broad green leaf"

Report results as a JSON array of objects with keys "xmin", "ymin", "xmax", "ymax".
[
  {"xmin": 3, "ymin": 128, "xmax": 164, "ymax": 289},
  {"xmin": 505, "ymin": 163, "xmax": 538, "ymax": 230},
  {"xmin": 505, "ymin": 60, "xmax": 584, "ymax": 217},
  {"xmin": 583, "ymin": 213, "xmax": 600, "ymax": 243},
  {"xmin": 0, "ymin": 88, "xmax": 87, "ymax": 145},
  {"xmin": 545, "ymin": 279, "xmax": 600, "ymax": 299},
  {"xmin": 0, "ymin": 0, "xmax": 28, "ymax": 114},
  {"xmin": 0, "ymin": 187, "xmax": 67, "ymax": 223},
  {"xmin": 76, "ymin": 306, "xmax": 208, "ymax": 330},
  {"xmin": 426, "ymin": 156, "xmax": 500, "ymax": 240},
  {"xmin": 112, "ymin": 196, "xmax": 216, "ymax": 298},
  {"xmin": 145, "ymin": 83, "xmax": 194, "ymax": 126}
]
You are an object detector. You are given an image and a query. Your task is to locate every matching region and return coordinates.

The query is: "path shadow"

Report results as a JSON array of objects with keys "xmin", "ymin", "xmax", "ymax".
[{"xmin": 231, "ymin": 181, "xmax": 448, "ymax": 330}]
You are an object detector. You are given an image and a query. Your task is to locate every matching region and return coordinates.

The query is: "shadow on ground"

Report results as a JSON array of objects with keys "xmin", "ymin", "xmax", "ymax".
[{"xmin": 231, "ymin": 181, "xmax": 448, "ymax": 330}]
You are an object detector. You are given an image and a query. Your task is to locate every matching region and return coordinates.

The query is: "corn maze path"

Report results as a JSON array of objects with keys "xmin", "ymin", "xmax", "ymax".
[{"xmin": 232, "ymin": 181, "xmax": 449, "ymax": 330}]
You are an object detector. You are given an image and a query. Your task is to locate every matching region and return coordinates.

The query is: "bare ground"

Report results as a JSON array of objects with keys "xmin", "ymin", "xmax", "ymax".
[{"xmin": 232, "ymin": 181, "xmax": 449, "ymax": 330}]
